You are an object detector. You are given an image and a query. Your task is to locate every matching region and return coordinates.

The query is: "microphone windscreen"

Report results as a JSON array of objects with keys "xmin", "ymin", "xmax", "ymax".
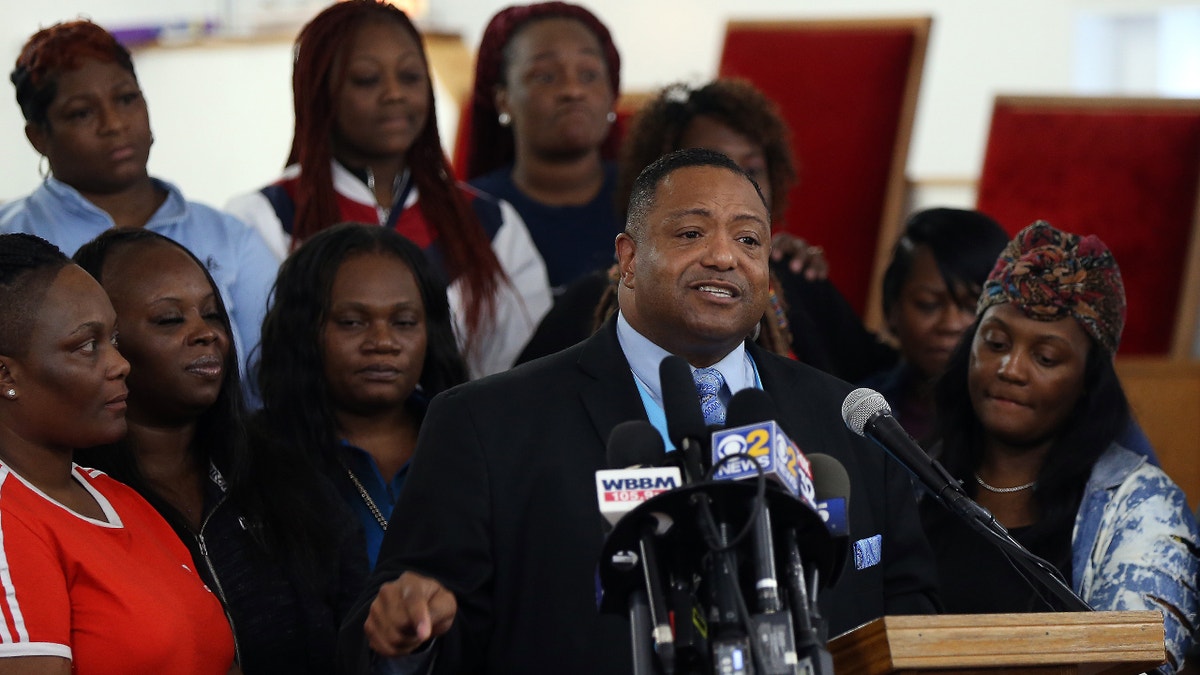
[
  {"xmin": 724, "ymin": 387, "xmax": 777, "ymax": 428},
  {"xmin": 841, "ymin": 387, "xmax": 891, "ymax": 436},
  {"xmin": 659, "ymin": 355, "xmax": 707, "ymax": 448},
  {"xmin": 606, "ymin": 420, "xmax": 666, "ymax": 469},
  {"xmin": 808, "ymin": 453, "xmax": 851, "ymax": 504}
]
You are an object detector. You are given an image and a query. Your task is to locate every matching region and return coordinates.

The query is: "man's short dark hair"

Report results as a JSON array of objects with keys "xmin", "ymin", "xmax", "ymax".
[{"xmin": 625, "ymin": 147, "xmax": 768, "ymax": 240}]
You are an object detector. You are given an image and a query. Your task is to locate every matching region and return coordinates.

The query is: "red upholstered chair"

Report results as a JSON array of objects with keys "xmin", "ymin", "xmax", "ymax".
[
  {"xmin": 718, "ymin": 18, "xmax": 931, "ymax": 327},
  {"xmin": 975, "ymin": 96, "xmax": 1200, "ymax": 359}
]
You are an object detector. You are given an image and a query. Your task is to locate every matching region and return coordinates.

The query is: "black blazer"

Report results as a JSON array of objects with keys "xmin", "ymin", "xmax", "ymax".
[{"xmin": 340, "ymin": 319, "xmax": 938, "ymax": 674}]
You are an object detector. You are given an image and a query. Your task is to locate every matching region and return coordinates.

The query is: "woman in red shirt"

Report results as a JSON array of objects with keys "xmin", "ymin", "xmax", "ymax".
[{"xmin": 0, "ymin": 233, "xmax": 235, "ymax": 675}]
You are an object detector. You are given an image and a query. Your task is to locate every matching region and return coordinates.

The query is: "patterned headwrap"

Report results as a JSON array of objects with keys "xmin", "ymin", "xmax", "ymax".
[{"xmin": 978, "ymin": 221, "xmax": 1126, "ymax": 354}]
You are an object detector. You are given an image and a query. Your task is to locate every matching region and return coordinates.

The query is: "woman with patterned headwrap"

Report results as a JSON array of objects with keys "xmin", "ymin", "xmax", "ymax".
[{"xmin": 921, "ymin": 221, "xmax": 1199, "ymax": 672}]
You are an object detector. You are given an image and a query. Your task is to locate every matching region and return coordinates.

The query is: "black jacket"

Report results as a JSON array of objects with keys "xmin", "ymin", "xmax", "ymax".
[{"xmin": 341, "ymin": 319, "xmax": 937, "ymax": 673}]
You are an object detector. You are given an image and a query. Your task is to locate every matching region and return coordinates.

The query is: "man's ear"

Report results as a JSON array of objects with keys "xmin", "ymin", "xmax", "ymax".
[
  {"xmin": 615, "ymin": 233, "xmax": 636, "ymax": 289},
  {"xmin": 25, "ymin": 122, "xmax": 48, "ymax": 157}
]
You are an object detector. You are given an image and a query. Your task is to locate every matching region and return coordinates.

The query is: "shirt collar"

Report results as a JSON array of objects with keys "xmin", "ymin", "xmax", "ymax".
[{"xmin": 615, "ymin": 311, "xmax": 753, "ymax": 405}]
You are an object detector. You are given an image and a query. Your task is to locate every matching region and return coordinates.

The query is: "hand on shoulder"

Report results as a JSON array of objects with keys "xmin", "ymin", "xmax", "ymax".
[{"xmin": 771, "ymin": 232, "xmax": 829, "ymax": 280}]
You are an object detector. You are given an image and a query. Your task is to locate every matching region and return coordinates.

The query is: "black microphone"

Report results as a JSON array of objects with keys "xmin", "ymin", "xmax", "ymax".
[
  {"xmin": 809, "ymin": 453, "xmax": 850, "ymax": 505},
  {"xmin": 718, "ymin": 388, "xmax": 801, "ymax": 675},
  {"xmin": 596, "ymin": 421, "xmax": 681, "ymax": 530},
  {"xmin": 808, "ymin": 453, "xmax": 850, "ymax": 540},
  {"xmin": 792, "ymin": 453, "xmax": 846, "ymax": 673},
  {"xmin": 607, "ymin": 419, "xmax": 668, "ymax": 469},
  {"xmin": 602, "ymin": 421, "xmax": 677, "ymax": 673},
  {"xmin": 724, "ymin": 386, "xmax": 771, "ymax": 427},
  {"xmin": 609, "ymin": 421, "xmax": 706, "ymax": 672},
  {"xmin": 659, "ymin": 355, "xmax": 708, "ymax": 483},
  {"xmin": 841, "ymin": 388, "xmax": 1092, "ymax": 612},
  {"xmin": 841, "ymin": 388, "xmax": 974, "ymax": 510},
  {"xmin": 722, "ymin": 388, "xmax": 787, "ymax": 613}
]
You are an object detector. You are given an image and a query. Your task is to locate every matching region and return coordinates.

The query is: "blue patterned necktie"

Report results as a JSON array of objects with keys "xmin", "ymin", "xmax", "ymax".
[{"xmin": 692, "ymin": 367, "xmax": 727, "ymax": 426}]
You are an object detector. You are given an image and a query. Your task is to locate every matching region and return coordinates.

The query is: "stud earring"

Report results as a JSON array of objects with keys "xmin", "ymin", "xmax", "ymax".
[
  {"xmin": 498, "ymin": 112, "xmax": 512, "ymax": 126},
  {"xmin": 3, "ymin": 388, "xmax": 15, "ymax": 400},
  {"xmin": 606, "ymin": 111, "xmax": 617, "ymax": 123}
]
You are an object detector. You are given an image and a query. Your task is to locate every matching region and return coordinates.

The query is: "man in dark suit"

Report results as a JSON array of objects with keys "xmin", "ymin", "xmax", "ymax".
[{"xmin": 342, "ymin": 148, "xmax": 938, "ymax": 673}]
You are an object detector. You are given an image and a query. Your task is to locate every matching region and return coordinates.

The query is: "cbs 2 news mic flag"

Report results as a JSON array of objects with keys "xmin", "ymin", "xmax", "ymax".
[{"xmin": 711, "ymin": 421, "xmax": 815, "ymax": 508}]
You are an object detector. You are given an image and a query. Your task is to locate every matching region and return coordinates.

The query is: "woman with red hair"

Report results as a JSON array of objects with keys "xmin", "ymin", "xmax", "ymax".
[
  {"xmin": 227, "ymin": 0, "xmax": 550, "ymax": 377},
  {"xmin": 461, "ymin": 2, "xmax": 624, "ymax": 293}
]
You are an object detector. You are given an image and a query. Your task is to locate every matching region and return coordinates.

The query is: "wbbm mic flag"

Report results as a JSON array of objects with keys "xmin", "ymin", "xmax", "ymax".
[
  {"xmin": 711, "ymin": 422, "xmax": 815, "ymax": 507},
  {"xmin": 594, "ymin": 467, "xmax": 682, "ymax": 526}
]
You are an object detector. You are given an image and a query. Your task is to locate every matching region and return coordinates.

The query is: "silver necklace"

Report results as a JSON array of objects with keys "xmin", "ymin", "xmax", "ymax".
[
  {"xmin": 344, "ymin": 467, "xmax": 389, "ymax": 531},
  {"xmin": 974, "ymin": 473, "xmax": 1037, "ymax": 494},
  {"xmin": 365, "ymin": 167, "xmax": 405, "ymax": 223}
]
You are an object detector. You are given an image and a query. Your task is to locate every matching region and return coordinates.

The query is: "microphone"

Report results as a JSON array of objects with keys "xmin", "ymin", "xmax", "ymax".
[
  {"xmin": 841, "ymin": 388, "xmax": 1092, "ymax": 613},
  {"xmin": 710, "ymin": 388, "xmax": 802, "ymax": 674},
  {"xmin": 841, "ymin": 388, "xmax": 972, "ymax": 509},
  {"xmin": 794, "ymin": 453, "xmax": 848, "ymax": 671},
  {"xmin": 598, "ymin": 420, "xmax": 678, "ymax": 672},
  {"xmin": 711, "ymin": 388, "xmax": 815, "ymax": 507},
  {"xmin": 808, "ymin": 453, "xmax": 850, "ymax": 538},
  {"xmin": 596, "ymin": 421, "xmax": 682, "ymax": 530},
  {"xmin": 659, "ymin": 355, "xmax": 709, "ymax": 483}
]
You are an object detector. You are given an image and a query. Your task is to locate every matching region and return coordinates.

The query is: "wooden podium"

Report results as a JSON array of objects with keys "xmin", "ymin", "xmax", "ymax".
[{"xmin": 828, "ymin": 611, "xmax": 1165, "ymax": 674}]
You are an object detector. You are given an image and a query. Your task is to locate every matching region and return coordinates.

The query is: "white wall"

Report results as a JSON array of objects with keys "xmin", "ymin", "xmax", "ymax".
[{"xmin": 1, "ymin": 0, "xmax": 1196, "ymax": 210}]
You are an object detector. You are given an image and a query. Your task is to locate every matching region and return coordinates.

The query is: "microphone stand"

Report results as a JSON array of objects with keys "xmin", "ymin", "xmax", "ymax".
[
  {"xmin": 629, "ymin": 589, "xmax": 659, "ymax": 675},
  {"xmin": 926, "ymin": 461, "xmax": 1092, "ymax": 612}
]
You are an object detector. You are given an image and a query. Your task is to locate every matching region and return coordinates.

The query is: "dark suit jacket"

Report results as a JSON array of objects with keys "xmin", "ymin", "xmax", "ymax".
[{"xmin": 340, "ymin": 320, "xmax": 938, "ymax": 674}]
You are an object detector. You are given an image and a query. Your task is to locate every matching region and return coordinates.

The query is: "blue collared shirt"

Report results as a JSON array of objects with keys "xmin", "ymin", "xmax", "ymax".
[
  {"xmin": 337, "ymin": 441, "xmax": 409, "ymax": 569},
  {"xmin": 615, "ymin": 312, "xmax": 758, "ymax": 449},
  {"xmin": 0, "ymin": 177, "xmax": 276, "ymax": 405}
]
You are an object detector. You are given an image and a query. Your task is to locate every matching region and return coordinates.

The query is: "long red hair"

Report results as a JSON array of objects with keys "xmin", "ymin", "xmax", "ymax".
[{"xmin": 288, "ymin": 0, "xmax": 503, "ymax": 344}]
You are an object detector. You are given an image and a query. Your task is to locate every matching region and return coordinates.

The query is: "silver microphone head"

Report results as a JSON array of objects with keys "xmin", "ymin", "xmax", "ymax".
[{"xmin": 841, "ymin": 388, "xmax": 891, "ymax": 437}]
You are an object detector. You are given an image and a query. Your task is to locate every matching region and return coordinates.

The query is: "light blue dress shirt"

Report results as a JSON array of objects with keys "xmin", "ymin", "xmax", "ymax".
[
  {"xmin": 615, "ymin": 311, "xmax": 758, "ymax": 449},
  {"xmin": 0, "ymin": 177, "xmax": 277, "ymax": 398}
]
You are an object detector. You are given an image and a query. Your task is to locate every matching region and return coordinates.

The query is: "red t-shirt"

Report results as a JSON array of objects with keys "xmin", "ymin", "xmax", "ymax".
[{"xmin": 0, "ymin": 463, "xmax": 235, "ymax": 674}]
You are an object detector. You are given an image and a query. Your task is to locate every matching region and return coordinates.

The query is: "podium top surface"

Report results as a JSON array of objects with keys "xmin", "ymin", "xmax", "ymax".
[{"xmin": 829, "ymin": 611, "xmax": 1165, "ymax": 675}]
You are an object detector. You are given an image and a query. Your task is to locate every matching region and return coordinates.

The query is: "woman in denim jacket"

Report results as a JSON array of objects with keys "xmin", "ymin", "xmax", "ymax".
[{"xmin": 921, "ymin": 221, "xmax": 1199, "ymax": 672}]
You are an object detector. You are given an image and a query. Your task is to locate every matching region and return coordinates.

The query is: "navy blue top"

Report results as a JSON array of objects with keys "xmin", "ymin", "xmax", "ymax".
[
  {"xmin": 337, "ymin": 441, "xmax": 408, "ymax": 570},
  {"xmin": 470, "ymin": 163, "xmax": 621, "ymax": 291}
]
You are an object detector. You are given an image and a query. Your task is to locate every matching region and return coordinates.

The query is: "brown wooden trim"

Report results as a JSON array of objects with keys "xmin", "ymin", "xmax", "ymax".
[
  {"xmin": 831, "ymin": 611, "xmax": 1165, "ymax": 675},
  {"xmin": 994, "ymin": 94, "xmax": 1200, "ymax": 112},
  {"xmin": 867, "ymin": 16, "xmax": 932, "ymax": 333}
]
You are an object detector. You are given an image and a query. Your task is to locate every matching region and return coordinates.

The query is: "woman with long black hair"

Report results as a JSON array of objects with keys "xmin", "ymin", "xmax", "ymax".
[{"xmin": 923, "ymin": 221, "xmax": 1199, "ymax": 672}]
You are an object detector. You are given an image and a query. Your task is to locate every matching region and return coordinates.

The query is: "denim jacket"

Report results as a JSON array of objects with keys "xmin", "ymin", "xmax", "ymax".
[{"xmin": 1073, "ymin": 444, "xmax": 1200, "ymax": 672}]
